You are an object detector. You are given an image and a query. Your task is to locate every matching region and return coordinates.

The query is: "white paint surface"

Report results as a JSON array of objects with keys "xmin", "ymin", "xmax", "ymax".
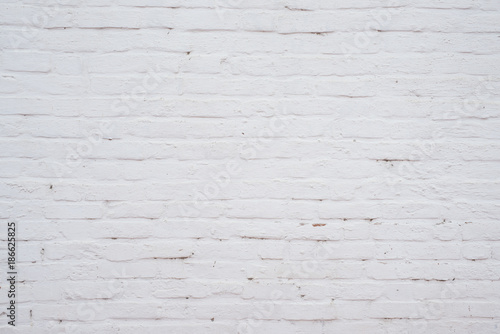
[{"xmin": 1, "ymin": 0, "xmax": 500, "ymax": 333}]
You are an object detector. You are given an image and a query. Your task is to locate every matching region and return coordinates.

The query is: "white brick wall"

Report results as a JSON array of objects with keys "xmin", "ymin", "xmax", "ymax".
[{"xmin": 1, "ymin": 0, "xmax": 500, "ymax": 333}]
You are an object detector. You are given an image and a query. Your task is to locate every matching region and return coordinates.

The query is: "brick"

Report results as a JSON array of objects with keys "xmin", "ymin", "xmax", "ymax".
[{"xmin": 1, "ymin": 1, "xmax": 500, "ymax": 332}]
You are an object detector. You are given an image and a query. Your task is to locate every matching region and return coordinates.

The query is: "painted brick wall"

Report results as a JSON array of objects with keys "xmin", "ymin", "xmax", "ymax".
[{"xmin": 1, "ymin": 0, "xmax": 500, "ymax": 333}]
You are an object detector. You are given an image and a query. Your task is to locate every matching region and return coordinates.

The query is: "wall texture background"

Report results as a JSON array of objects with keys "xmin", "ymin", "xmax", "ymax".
[{"xmin": 1, "ymin": 0, "xmax": 500, "ymax": 333}]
